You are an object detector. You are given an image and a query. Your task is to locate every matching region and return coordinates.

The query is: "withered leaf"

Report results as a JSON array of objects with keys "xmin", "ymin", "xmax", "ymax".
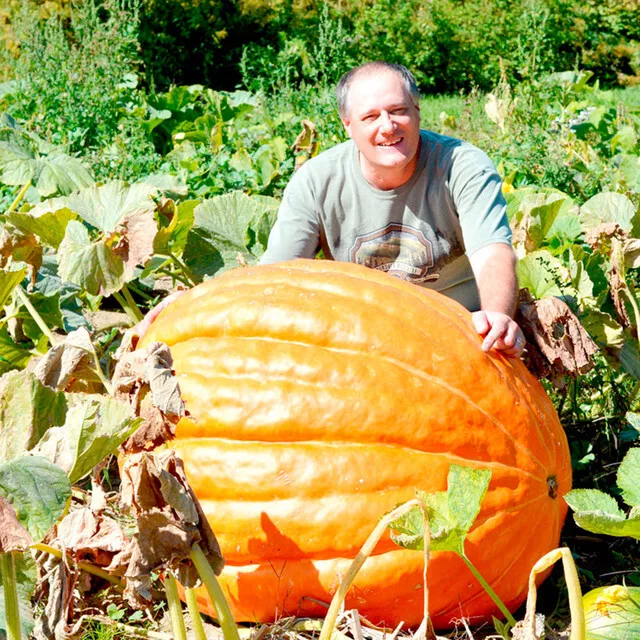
[
  {"xmin": 33, "ymin": 328, "xmax": 96, "ymax": 391},
  {"xmin": 113, "ymin": 342, "xmax": 186, "ymax": 453},
  {"xmin": 120, "ymin": 451, "xmax": 224, "ymax": 603},
  {"xmin": 113, "ymin": 208, "xmax": 158, "ymax": 282},
  {"xmin": 55, "ymin": 507, "xmax": 128, "ymax": 567},
  {"xmin": 517, "ymin": 290, "xmax": 599, "ymax": 387},
  {"xmin": 0, "ymin": 225, "xmax": 43, "ymax": 286},
  {"xmin": 0, "ymin": 494, "xmax": 33, "ymax": 552}
]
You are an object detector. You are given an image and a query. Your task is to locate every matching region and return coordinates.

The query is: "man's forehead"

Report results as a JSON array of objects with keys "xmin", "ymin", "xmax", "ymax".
[{"xmin": 347, "ymin": 70, "xmax": 413, "ymax": 110}]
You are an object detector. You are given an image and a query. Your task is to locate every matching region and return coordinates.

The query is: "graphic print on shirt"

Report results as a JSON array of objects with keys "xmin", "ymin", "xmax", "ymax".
[{"xmin": 349, "ymin": 223, "xmax": 441, "ymax": 283}]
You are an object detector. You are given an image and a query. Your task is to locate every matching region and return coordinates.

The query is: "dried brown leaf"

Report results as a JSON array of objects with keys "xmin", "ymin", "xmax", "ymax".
[
  {"xmin": 32, "ymin": 555, "xmax": 76, "ymax": 640},
  {"xmin": 55, "ymin": 508, "xmax": 128, "ymax": 567},
  {"xmin": 120, "ymin": 451, "xmax": 224, "ymax": 603},
  {"xmin": 113, "ymin": 342, "xmax": 186, "ymax": 453},
  {"xmin": 0, "ymin": 495, "xmax": 34, "ymax": 552},
  {"xmin": 517, "ymin": 291, "xmax": 599, "ymax": 387},
  {"xmin": 113, "ymin": 209, "xmax": 158, "ymax": 282},
  {"xmin": 584, "ymin": 222, "xmax": 627, "ymax": 251},
  {"xmin": 33, "ymin": 328, "xmax": 96, "ymax": 391},
  {"xmin": 0, "ymin": 225, "xmax": 43, "ymax": 285}
]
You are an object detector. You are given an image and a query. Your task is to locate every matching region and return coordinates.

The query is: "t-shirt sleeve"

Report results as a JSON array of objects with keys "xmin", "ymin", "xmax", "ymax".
[
  {"xmin": 448, "ymin": 146, "xmax": 512, "ymax": 256},
  {"xmin": 260, "ymin": 168, "xmax": 321, "ymax": 264}
]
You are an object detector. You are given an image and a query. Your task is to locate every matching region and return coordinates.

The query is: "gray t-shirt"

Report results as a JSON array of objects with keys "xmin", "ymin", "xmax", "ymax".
[{"xmin": 261, "ymin": 129, "xmax": 511, "ymax": 310}]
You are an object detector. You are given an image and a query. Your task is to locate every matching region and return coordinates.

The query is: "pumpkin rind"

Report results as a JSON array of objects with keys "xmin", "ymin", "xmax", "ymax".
[{"xmin": 139, "ymin": 259, "xmax": 571, "ymax": 629}]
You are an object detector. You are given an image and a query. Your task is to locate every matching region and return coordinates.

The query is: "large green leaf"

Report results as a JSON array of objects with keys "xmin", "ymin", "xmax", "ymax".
[
  {"xmin": 565, "ymin": 488, "xmax": 640, "ymax": 540},
  {"xmin": 58, "ymin": 220, "xmax": 124, "ymax": 296},
  {"xmin": 183, "ymin": 191, "xmax": 279, "ymax": 276},
  {"xmin": 0, "ymin": 456, "xmax": 71, "ymax": 541},
  {"xmin": 389, "ymin": 464, "xmax": 492, "ymax": 555},
  {"xmin": 7, "ymin": 198, "xmax": 77, "ymax": 249},
  {"xmin": 66, "ymin": 181, "xmax": 157, "ymax": 233},
  {"xmin": 580, "ymin": 192, "xmax": 637, "ymax": 233},
  {"xmin": 0, "ymin": 127, "xmax": 94, "ymax": 197},
  {"xmin": 618, "ymin": 448, "xmax": 640, "ymax": 507},
  {"xmin": 516, "ymin": 250, "xmax": 567, "ymax": 299},
  {"xmin": 31, "ymin": 394, "xmax": 141, "ymax": 484},
  {"xmin": 583, "ymin": 585, "xmax": 640, "ymax": 640},
  {"xmin": 0, "ymin": 370, "xmax": 67, "ymax": 465}
]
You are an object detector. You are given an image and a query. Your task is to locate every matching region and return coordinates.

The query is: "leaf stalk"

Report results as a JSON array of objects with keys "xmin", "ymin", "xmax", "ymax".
[
  {"xmin": 190, "ymin": 543, "xmax": 241, "ymax": 640},
  {"xmin": 1, "ymin": 552, "xmax": 22, "ymax": 640},
  {"xmin": 164, "ymin": 572, "xmax": 188, "ymax": 640},
  {"xmin": 186, "ymin": 587, "xmax": 208, "ymax": 640},
  {"xmin": 15, "ymin": 285, "xmax": 57, "ymax": 347},
  {"xmin": 5, "ymin": 181, "xmax": 32, "ymax": 216}
]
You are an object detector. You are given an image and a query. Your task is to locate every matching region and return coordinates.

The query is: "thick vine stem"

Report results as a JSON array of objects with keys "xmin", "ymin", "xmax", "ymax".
[
  {"xmin": 186, "ymin": 587, "xmax": 208, "ymax": 640},
  {"xmin": 113, "ymin": 290, "xmax": 141, "ymax": 325},
  {"xmin": 1, "ymin": 552, "xmax": 22, "ymax": 640},
  {"xmin": 15, "ymin": 285, "xmax": 57, "ymax": 346},
  {"xmin": 190, "ymin": 543, "xmax": 241, "ymax": 640},
  {"xmin": 319, "ymin": 499, "xmax": 423, "ymax": 640},
  {"xmin": 165, "ymin": 573, "xmax": 188, "ymax": 640},
  {"xmin": 523, "ymin": 548, "xmax": 584, "ymax": 640}
]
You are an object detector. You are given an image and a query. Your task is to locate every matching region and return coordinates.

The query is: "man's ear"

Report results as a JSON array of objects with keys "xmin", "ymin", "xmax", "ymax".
[{"xmin": 341, "ymin": 118, "xmax": 352, "ymax": 139}]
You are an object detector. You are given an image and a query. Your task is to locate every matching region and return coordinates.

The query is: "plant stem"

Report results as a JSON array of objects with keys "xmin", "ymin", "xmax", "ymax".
[
  {"xmin": 121, "ymin": 284, "xmax": 144, "ymax": 322},
  {"xmin": 14, "ymin": 285, "xmax": 57, "ymax": 346},
  {"xmin": 168, "ymin": 251, "xmax": 197, "ymax": 287},
  {"xmin": 319, "ymin": 499, "xmax": 423, "ymax": 640},
  {"xmin": 1, "ymin": 552, "xmax": 22, "ymax": 640},
  {"xmin": 186, "ymin": 587, "xmax": 208, "ymax": 640},
  {"xmin": 461, "ymin": 553, "xmax": 517, "ymax": 628},
  {"xmin": 31, "ymin": 542, "xmax": 124, "ymax": 588},
  {"xmin": 164, "ymin": 573, "xmax": 188, "ymax": 640},
  {"xmin": 85, "ymin": 340, "xmax": 113, "ymax": 395},
  {"xmin": 190, "ymin": 543, "xmax": 241, "ymax": 640},
  {"xmin": 112, "ymin": 290, "xmax": 141, "ymax": 325},
  {"xmin": 5, "ymin": 181, "xmax": 31, "ymax": 216}
]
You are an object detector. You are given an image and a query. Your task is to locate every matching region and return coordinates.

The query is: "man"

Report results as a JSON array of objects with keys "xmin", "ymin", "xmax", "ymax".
[{"xmin": 260, "ymin": 61, "xmax": 525, "ymax": 357}]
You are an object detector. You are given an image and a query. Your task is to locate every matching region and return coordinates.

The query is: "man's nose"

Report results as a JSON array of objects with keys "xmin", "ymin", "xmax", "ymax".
[{"xmin": 379, "ymin": 111, "xmax": 395, "ymax": 133}]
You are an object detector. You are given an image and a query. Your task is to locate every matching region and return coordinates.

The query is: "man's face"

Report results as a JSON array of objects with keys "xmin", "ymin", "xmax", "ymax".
[{"xmin": 342, "ymin": 70, "xmax": 421, "ymax": 188}]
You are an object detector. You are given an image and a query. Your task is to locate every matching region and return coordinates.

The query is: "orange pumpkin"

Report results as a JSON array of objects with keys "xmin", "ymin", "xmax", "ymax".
[{"xmin": 139, "ymin": 259, "xmax": 571, "ymax": 629}]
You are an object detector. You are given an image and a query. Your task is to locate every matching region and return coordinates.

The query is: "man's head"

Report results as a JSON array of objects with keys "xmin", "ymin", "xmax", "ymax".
[{"xmin": 337, "ymin": 62, "xmax": 422, "ymax": 190}]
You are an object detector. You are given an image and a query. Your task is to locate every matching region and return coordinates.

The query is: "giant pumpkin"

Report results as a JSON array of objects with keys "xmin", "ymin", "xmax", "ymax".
[{"xmin": 138, "ymin": 259, "xmax": 571, "ymax": 629}]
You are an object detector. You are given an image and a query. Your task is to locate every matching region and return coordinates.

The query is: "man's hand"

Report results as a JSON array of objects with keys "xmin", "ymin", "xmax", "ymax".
[{"xmin": 472, "ymin": 310, "xmax": 525, "ymax": 358}]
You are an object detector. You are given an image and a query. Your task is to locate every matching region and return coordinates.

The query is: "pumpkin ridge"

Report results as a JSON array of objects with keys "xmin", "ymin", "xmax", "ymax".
[{"xmin": 176, "ymin": 345, "xmax": 549, "ymax": 475}]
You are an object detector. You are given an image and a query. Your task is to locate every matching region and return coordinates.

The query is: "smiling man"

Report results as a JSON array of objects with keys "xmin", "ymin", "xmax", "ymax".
[{"xmin": 261, "ymin": 61, "xmax": 525, "ymax": 357}]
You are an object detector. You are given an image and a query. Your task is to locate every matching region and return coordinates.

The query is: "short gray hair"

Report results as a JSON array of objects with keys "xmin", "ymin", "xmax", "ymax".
[{"xmin": 336, "ymin": 62, "xmax": 420, "ymax": 119}]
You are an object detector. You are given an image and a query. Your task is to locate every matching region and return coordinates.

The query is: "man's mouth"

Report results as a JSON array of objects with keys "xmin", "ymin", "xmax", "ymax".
[{"xmin": 378, "ymin": 137, "xmax": 403, "ymax": 147}]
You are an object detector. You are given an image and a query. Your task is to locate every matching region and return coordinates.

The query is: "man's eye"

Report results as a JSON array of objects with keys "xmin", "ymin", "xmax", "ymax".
[{"xmin": 393, "ymin": 108, "xmax": 408, "ymax": 115}]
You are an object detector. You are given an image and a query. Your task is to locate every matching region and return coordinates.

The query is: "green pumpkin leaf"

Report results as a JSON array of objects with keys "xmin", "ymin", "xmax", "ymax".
[
  {"xmin": 58, "ymin": 220, "xmax": 124, "ymax": 296},
  {"xmin": 618, "ymin": 448, "xmax": 640, "ymax": 507},
  {"xmin": 565, "ymin": 488, "xmax": 640, "ymax": 540},
  {"xmin": 7, "ymin": 199, "xmax": 77, "ymax": 249},
  {"xmin": 17, "ymin": 291, "xmax": 63, "ymax": 343},
  {"xmin": 0, "ymin": 326, "xmax": 32, "ymax": 374},
  {"xmin": 0, "ymin": 127, "xmax": 94, "ymax": 197},
  {"xmin": 580, "ymin": 192, "xmax": 637, "ymax": 234},
  {"xmin": 389, "ymin": 464, "xmax": 492, "ymax": 555},
  {"xmin": 0, "ymin": 370, "xmax": 67, "ymax": 465},
  {"xmin": 66, "ymin": 181, "xmax": 157, "ymax": 234},
  {"xmin": 516, "ymin": 250, "xmax": 567, "ymax": 299},
  {"xmin": 183, "ymin": 191, "xmax": 279, "ymax": 277},
  {"xmin": 0, "ymin": 262, "xmax": 28, "ymax": 309},
  {"xmin": 0, "ymin": 456, "xmax": 71, "ymax": 541},
  {"xmin": 30, "ymin": 394, "xmax": 141, "ymax": 484}
]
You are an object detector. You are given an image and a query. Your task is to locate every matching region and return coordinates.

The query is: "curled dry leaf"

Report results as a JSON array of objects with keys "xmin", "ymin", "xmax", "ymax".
[
  {"xmin": 119, "ymin": 450, "xmax": 224, "ymax": 605},
  {"xmin": 517, "ymin": 290, "xmax": 599, "ymax": 387},
  {"xmin": 113, "ymin": 208, "xmax": 159, "ymax": 282},
  {"xmin": 33, "ymin": 328, "xmax": 96, "ymax": 392},
  {"xmin": 0, "ymin": 225, "xmax": 43, "ymax": 286},
  {"xmin": 113, "ymin": 341, "xmax": 186, "ymax": 453},
  {"xmin": 54, "ymin": 507, "xmax": 128, "ymax": 568},
  {"xmin": 0, "ymin": 494, "xmax": 34, "ymax": 552}
]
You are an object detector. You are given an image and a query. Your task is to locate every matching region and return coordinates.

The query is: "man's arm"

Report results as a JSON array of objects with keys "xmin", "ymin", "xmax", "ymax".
[{"xmin": 468, "ymin": 242, "xmax": 525, "ymax": 358}]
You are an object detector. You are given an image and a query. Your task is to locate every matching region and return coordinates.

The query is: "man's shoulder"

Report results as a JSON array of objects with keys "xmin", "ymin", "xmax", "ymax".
[{"xmin": 421, "ymin": 129, "xmax": 495, "ymax": 171}]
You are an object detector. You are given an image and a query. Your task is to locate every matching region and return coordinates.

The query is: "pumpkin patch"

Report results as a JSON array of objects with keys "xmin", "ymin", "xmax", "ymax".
[{"xmin": 138, "ymin": 259, "xmax": 572, "ymax": 629}]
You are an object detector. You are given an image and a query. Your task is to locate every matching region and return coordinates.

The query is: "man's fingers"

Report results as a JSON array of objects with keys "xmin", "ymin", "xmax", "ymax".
[{"xmin": 471, "ymin": 311, "xmax": 491, "ymax": 336}]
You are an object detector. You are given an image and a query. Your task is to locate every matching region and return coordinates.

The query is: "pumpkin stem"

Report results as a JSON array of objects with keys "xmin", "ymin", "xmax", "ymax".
[{"xmin": 164, "ymin": 572, "xmax": 188, "ymax": 640}]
